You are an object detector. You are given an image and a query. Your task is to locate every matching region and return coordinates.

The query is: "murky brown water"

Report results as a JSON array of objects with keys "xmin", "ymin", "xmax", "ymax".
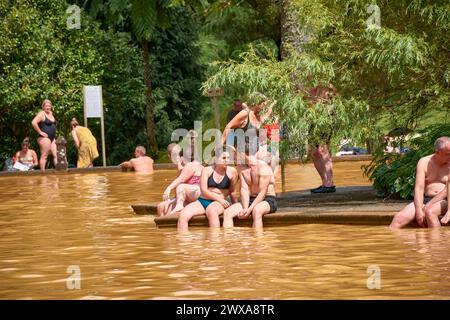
[{"xmin": 1, "ymin": 161, "xmax": 449, "ymax": 299}]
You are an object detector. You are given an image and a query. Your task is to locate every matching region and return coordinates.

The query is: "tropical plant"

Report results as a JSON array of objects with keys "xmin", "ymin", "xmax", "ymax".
[
  {"xmin": 0, "ymin": 0, "xmax": 104, "ymax": 166},
  {"xmin": 77, "ymin": 0, "xmax": 207, "ymax": 153},
  {"xmin": 202, "ymin": 0, "xmax": 449, "ymax": 163}
]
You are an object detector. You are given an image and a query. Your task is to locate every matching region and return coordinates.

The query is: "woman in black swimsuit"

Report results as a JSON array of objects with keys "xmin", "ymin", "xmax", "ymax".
[
  {"xmin": 31, "ymin": 99, "xmax": 57, "ymax": 171},
  {"xmin": 221, "ymin": 93, "xmax": 273, "ymax": 164},
  {"xmin": 177, "ymin": 148, "xmax": 239, "ymax": 231}
]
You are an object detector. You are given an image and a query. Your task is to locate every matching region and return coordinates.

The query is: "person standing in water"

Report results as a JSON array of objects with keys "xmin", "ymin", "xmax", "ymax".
[
  {"xmin": 120, "ymin": 146, "xmax": 154, "ymax": 174},
  {"xmin": 31, "ymin": 99, "xmax": 57, "ymax": 171}
]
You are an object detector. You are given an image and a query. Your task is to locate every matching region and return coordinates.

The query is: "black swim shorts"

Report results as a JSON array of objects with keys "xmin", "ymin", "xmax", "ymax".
[{"xmin": 249, "ymin": 195, "xmax": 278, "ymax": 213}]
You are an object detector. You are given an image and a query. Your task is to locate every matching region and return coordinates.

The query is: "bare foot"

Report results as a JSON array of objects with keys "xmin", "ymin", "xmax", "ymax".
[{"xmin": 440, "ymin": 213, "xmax": 450, "ymax": 225}]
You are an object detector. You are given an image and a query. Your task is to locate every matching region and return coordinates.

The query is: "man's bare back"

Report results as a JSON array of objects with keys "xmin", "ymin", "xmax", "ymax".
[
  {"xmin": 130, "ymin": 156, "xmax": 154, "ymax": 174},
  {"xmin": 120, "ymin": 146, "xmax": 154, "ymax": 174}
]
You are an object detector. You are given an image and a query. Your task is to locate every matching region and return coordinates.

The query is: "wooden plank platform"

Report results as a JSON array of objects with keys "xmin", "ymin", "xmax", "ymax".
[
  {"xmin": 131, "ymin": 186, "xmax": 416, "ymax": 228},
  {"xmin": 154, "ymin": 207, "xmax": 401, "ymax": 228}
]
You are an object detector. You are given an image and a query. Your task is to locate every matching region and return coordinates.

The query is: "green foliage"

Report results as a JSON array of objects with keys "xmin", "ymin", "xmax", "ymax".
[
  {"xmin": 96, "ymin": 31, "xmax": 148, "ymax": 164},
  {"xmin": 202, "ymin": 0, "xmax": 449, "ymax": 161},
  {"xmin": 202, "ymin": 0, "xmax": 281, "ymax": 58},
  {"xmin": 77, "ymin": 0, "xmax": 207, "ymax": 156},
  {"xmin": 0, "ymin": 0, "xmax": 104, "ymax": 166},
  {"xmin": 150, "ymin": 8, "xmax": 207, "ymax": 147},
  {"xmin": 363, "ymin": 124, "xmax": 450, "ymax": 199},
  {"xmin": 1, "ymin": 0, "xmax": 206, "ymax": 167},
  {"xmin": 202, "ymin": 44, "xmax": 369, "ymax": 158}
]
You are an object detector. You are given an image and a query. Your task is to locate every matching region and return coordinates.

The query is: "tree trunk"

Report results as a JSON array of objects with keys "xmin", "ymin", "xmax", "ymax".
[
  {"xmin": 142, "ymin": 39, "xmax": 158, "ymax": 152},
  {"xmin": 279, "ymin": 0, "xmax": 311, "ymax": 193},
  {"xmin": 280, "ymin": 0, "xmax": 310, "ymax": 59}
]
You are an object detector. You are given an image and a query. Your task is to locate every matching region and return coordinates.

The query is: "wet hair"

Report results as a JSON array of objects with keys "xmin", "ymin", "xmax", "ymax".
[
  {"xmin": 21, "ymin": 137, "xmax": 30, "ymax": 147},
  {"xmin": 41, "ymin": 99, "xmax": 52, "ymax": 109},
  {"xmin": 70, "ymin": 118, "xmax": 79, "ymax": 128},
  {"xmin": 213, "ymin": 145, "xmax": 236, "ymax": 161},
  {"xmin": 136, "ymin": 146, "xmax": 146, "ymax": 155},
  {"xmin": 434, "ymin": 137, "xmax": 450, "ymax": 151}
]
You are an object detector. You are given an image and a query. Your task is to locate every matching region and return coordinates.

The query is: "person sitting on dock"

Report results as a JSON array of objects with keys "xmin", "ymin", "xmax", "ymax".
[
  {"xmin": 14, "ymin": 137, "xmax": 38, "ymax": 170},
  {"xmin": 223, "ymin": 154, "xmax": 277, "ymax": 229},
  {"xmin": 177, "ymin": 147, "xmax": 239, "ymax": 231},
  {"xmin": 119, "ymin": 146, "xmax": 154, "ymax": 174},
  {"xmin": 390, "ymin": 136, "xmax": 450, "ymax": 229},
  {"xmin": 157, "ymin": 150, "xmax": 204, "ymax": 216}
]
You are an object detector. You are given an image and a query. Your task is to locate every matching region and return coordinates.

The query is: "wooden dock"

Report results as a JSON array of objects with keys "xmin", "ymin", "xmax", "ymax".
[{"xmin": 132, "ymin": 186, "xmax": 415, "ymax": 228}]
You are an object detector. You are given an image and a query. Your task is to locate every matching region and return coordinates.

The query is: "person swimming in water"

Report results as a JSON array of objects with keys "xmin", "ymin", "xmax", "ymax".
[{"xmin": 119, "ymin": 146, "xmax": 154, "ymax": 174}]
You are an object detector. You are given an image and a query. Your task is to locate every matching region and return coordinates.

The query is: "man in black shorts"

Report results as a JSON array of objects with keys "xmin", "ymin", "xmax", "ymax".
[{"xmin": 223, "ymin": 155, "xmax": 277, "ymax": 229}]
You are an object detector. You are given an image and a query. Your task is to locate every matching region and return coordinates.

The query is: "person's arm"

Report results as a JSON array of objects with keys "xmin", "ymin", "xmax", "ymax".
[
  {"xmin": 71, "ymin": 129, "xmax": 80, "ymax": 149},
  {"xmin": 31, "ymin": 150, "xmax": 38, "ymax": 167},
  {"xmin": 238, "ymin": 172, "xmax": 250, "ymax": 218},
  {"xmin": 15, "ymin": 152, "xmax": 21, "ymax": 163},
  {"xmin": 31, "ymin": 112, "xmax": 47, "ymax": 138},
  {"xmin": 120, "ymin": 159, "xmax": 134, "ymax": 169},
  {"xmin": 221, "ymin": 110, "xmax": 247, "ymax": 145},
  {"xmin": 228, "ymin": 168, "xmax": 239, "ymax": 204},
  {"xmin": 414, "ymin": 158, "xmax": 427, "ymax": 227},
  {"xmin": 163, "ymin": 164, "xmax": 194, "ymax": 200}
]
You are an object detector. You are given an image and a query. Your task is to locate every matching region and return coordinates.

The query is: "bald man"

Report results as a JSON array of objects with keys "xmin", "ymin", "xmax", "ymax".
[
  {"xmin": 390, "ymin": 137, "xmax": 450, "ymax": 229},
  {"xmin": 120, "ymin": 146, "xmax": 154, "ymax": 174}
]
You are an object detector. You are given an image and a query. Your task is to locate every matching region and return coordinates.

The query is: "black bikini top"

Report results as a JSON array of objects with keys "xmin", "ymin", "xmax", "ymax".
[{"xmin": 207, "ymin": 169, "xmax": 231, "ymax": 189}]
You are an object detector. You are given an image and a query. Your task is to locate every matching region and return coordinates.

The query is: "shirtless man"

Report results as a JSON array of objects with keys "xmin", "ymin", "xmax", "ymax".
[
  {"xmin": 223, "ymin": 155, "xmax": 277, "ymax": 229},
  {"xmin": 119, "ymin": 146, "xmax": 154, "ymax": 174},
  {"xmin": 390, "ymin": 136, "xmax": 450, "ymax": 229}
]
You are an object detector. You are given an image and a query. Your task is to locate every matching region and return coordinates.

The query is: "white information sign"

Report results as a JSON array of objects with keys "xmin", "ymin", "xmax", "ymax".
[
  {"xmin": 83, "ymin": 85, "xmax": 106, "ymax": 167},
  {"xmin": 83, "ymin": 86, "xmax": 103, "ymax": 118}
]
